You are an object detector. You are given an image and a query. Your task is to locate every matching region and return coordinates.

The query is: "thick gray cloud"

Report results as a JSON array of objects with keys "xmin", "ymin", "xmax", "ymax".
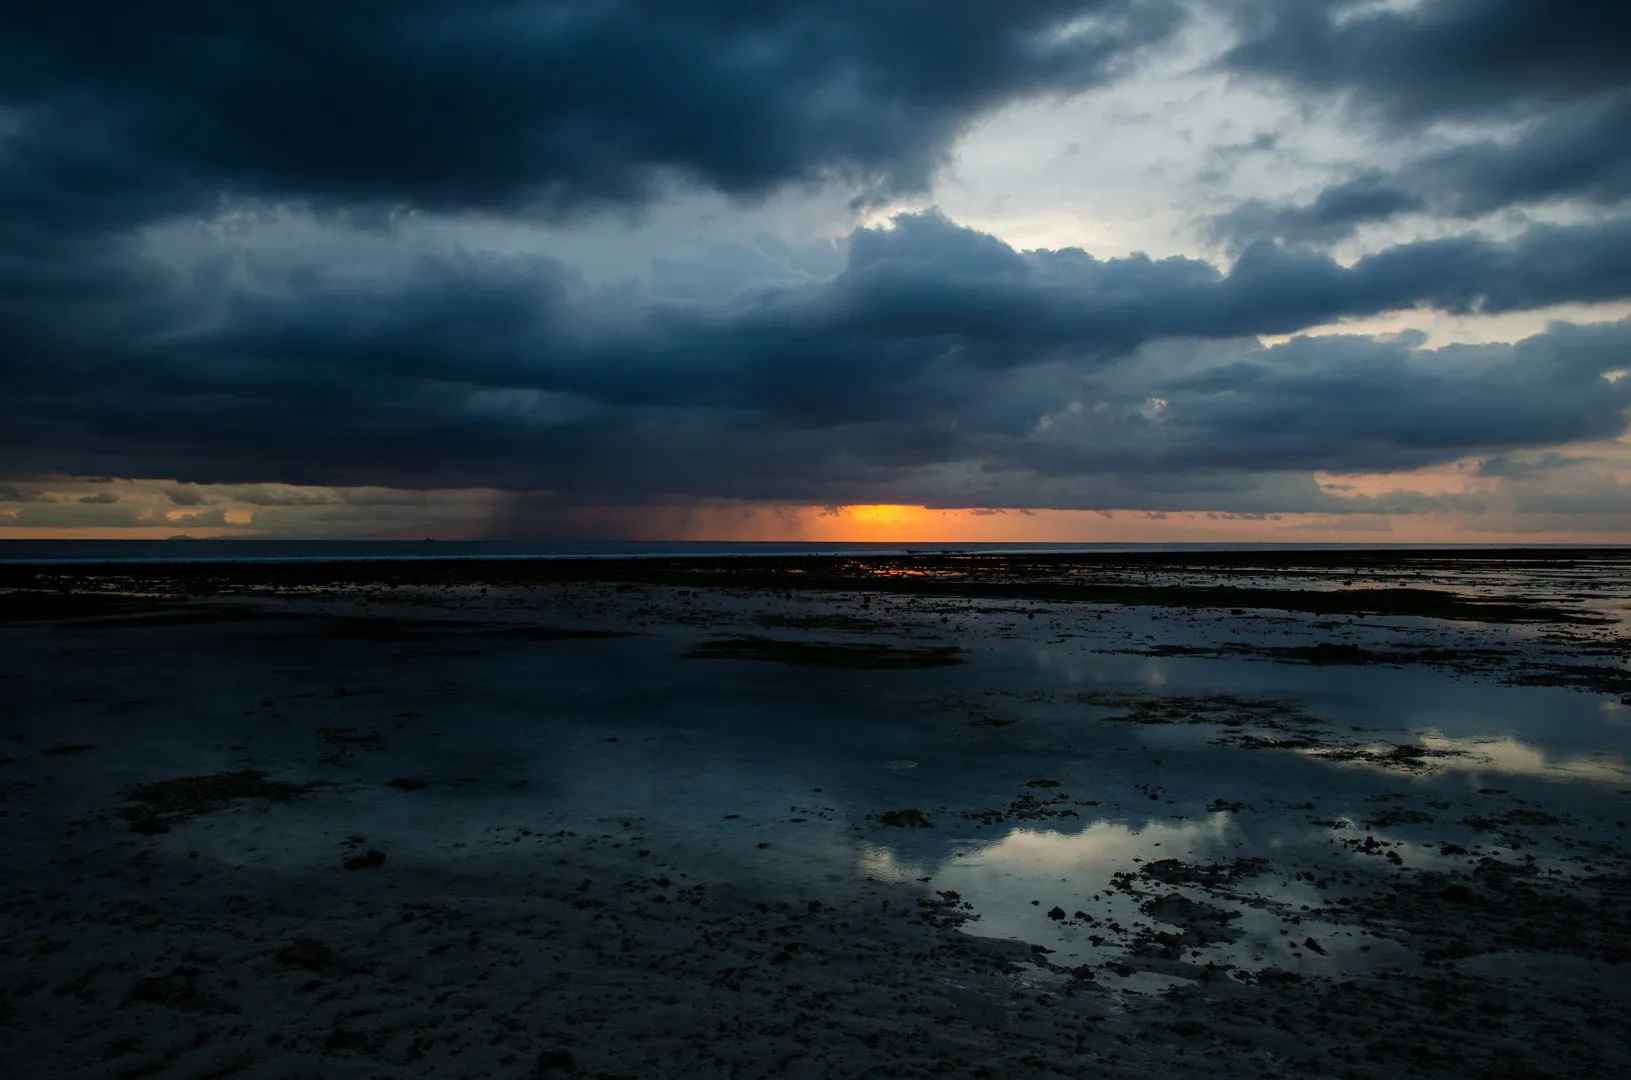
[
  {"xmin": 0, "ymin": 484, "xmax": 56, "ymax": 503},
  {"xmin": 1214, "ymin": 96, "xmax": 1631, "ymax": 248},
  {"xmin": 1476, "ymin": 452, "xmax": 1596, "ymax": 480},
  {"xmin": 4, "ymin": 211, "xmax": 1629, "ymax": 512},
  {"xmin": 75, "ymin": 209, "xmax": 1628, "ymax": 426},
  {"xmin": 1507, "ymin": 475, "xmax": 1631, "ymax": 517},
  {"xmin": 161, "ymin": 485, "xmax": 212, "ymax": 506},
  {"xmin": 0, "ymin": 502, "xmax": 147, "ymax": 529},
  {"xmin": 1212, "ymin": 173, "xmax": 1426, "ymax": 250},
  {"xmin": 0, "ymin": 0, "xmax": 1182, "ymax": 251},
  {"xmin": 1215, "ymin": 0, "xmax": 1631, "ymax": 244},
  {"xmin": 1223, "ymin": 0, "xmax": 1629, "ymax": 117}
]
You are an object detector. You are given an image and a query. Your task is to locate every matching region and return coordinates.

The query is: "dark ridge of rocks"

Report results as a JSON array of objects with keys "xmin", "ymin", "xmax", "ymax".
[
  {"xmin": 1313, "ymin": 743, "xmax": 1470, "ymax": 771},
  {"xmin": 1131, "ymin": 895, "xmax": 1246, "ymax": 956},
  {"xmin": 959, "ymin": 791, "xmax": 1082, "ymax": 826},
  {"xmin": 872, "ymin": 809, "xmax": 934, "ymax": 828},
  {"xmin": 1507, "ymin": 663, "xmax": 1631, "ymax": 695},
  {"xmin": 1077, "ymin": 692, "xmax": 1315, "ymax": 730},
  {"xmin": 1137, "ymin": 858, "xmax": 1272, "ymax": 890},
  {"xmin": 1365, "ymin": 809, "xmax": 1435, "ymax": 828}
]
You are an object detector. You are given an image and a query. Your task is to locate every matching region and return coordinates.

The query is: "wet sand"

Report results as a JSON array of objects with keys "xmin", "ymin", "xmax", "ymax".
[{"xmin": 2, "ymin": 551, "xmax": 1629, "ymax": 1078}]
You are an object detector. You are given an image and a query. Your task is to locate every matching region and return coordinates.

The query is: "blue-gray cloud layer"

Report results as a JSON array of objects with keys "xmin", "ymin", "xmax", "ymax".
[
  {"xmin": 1216, "ymin": 0, "xmax": 1631, "ymax": 245},
  {"xmin": 1, "ymin": 0, "xmax": 1179, "ymax": 248},
  {"xmin": 3, "ymin": 1, "xmax": 1631, "ymax": 518},
  {"xmin": 5, "ymin": 211, "xmax": 1629, "ymax": 511}
]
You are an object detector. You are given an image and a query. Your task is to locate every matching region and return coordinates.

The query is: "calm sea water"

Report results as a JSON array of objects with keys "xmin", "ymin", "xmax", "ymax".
[{"xmin": 0, "ymin": 539, "xmax": 1576, "ymax": 564}]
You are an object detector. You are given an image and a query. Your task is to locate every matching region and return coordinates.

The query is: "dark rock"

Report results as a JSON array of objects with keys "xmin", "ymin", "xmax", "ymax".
[
  {"xmin": 276, "ymin": 938, "xmax": 335, "ymax": 970},
  {"xmin": 1366, "ymin": 809, "xmax": 1434, "ymax": 828},
  {"xmin": 128, "ymin": 966, "xmax": 209, "ymax": 1010},
  {"xmin": 535, "ymin": 1048, "xmax": 575, "ymax": 1074},
  {"xmin": 1256, "ymin": 968, "xmax": 1301, "ymax": 984},
  {"xmin": 324, "ymin": 1027, "xmax": 376, "ymax": 1053},
  {"xmin": 1290, "ymin": 643, "xmax": 1376, "ymax": 665},
  {"xmin": 343, "ymin": 849, "xmax": 386, "ymax": 871},
  {"xmin": 874, "ymin": 809, "xmax": 933, "ymax": 828}
]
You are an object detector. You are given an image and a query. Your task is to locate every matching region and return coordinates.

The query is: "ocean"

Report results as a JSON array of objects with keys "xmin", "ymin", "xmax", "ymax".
[{"xmin": 0, "ymin": 538, "xmax": 1581, "ymax": 564}]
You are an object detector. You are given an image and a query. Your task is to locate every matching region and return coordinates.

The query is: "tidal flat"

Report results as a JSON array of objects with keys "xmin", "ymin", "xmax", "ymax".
[{"xmin": 1, "ymin": 550, "xmax": 1629, "ymax": 1078}]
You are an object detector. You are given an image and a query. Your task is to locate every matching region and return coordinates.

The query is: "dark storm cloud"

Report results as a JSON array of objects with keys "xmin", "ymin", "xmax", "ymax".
[
  {"xmin": 1212, "ymin": 173, "xmax": 1425, "ymax": 249},
  {"xmin": 1223, "ymin": 0, "xmax": 1631, "ymax": 118},
  {"xmin": 0, "ymin": 0, "xmax": 1182, "ymax": 248},
  {"xmin": 161, "ymin": 485, "xmax": 212, "ymax": 506},
  {"xmin": 0, "ymin": 484, "xmax": 56, "ymax": 503},
  {"xmin": 1504, "ymin": 470, "xmax": 1631, "ymax": 516},
  {"xmin": 162, "ymin": 210, "xmax": 1631, "ymax": 422},
  {"xmin": 4, "ymin": 209, "xmax": 1630, "ymax": 512},
  {"xmin": 1044, "ymin": 321, "xmax": 1631, "ymax": 478},
  {"xmin": 1213, "ymin": 97, "xmax": 1631, "ymax": 247},
  {"xmin": 1475, "ymin": 452, "xmax": 1597, "ymax": 480},
  {"xmin": 0, "ymin": 502, "xmax": 147, "ymax": 529},
  {"xmin": 1216, "ymin": 0, "xmax": 1631, "ymax": 244},
  {"xmin": 230, "ymin": 488, "xmax": 338, "ymax": 508}
]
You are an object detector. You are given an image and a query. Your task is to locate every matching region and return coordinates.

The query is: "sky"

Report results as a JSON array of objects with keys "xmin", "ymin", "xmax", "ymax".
[{"xmin": 4, "ymin": 0, "xmax": 1631, "ymax": 542}]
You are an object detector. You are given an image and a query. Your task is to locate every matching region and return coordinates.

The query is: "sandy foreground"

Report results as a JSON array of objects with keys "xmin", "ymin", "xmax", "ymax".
[{"xmin": 2, "ymin": 552, "xmax": 1630, "ymax": 1079}]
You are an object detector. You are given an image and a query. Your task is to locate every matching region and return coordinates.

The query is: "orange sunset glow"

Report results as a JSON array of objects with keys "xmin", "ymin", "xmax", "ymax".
[{"xmin": 6, "ymin": 473, "xmax": 1631, "ymax": 545}]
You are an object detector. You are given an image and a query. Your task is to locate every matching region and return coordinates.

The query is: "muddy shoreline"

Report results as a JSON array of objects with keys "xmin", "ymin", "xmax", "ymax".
[
  {"xmin": 6, "ymin": 547, "xmax": 1631, "ymax": 623},
  {"xmin": 2, "ymin": 553, "xmax": 1629, "ymax": 1078}
]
